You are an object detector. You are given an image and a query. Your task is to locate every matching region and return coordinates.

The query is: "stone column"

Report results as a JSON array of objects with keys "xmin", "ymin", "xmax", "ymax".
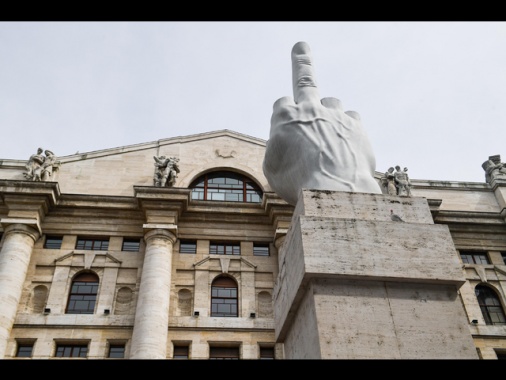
[
  {"xmin": 0, "ymin": 222, "xmax": 40, "ymax": 358},
  {"xmin": 129, "ymin": 226, "xmax": 176, "ymax": 359}
]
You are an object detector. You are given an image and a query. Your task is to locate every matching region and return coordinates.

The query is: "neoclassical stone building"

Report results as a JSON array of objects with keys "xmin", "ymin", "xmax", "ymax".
[{"xmin": 0, "ymin": 129, "xmax": 505, "ymax": 359}]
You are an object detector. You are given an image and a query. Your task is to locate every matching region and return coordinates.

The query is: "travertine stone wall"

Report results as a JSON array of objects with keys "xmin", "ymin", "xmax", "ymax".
[{"xmin": 275, "ymin": 190, "xmax": 478, "ymax": 359}]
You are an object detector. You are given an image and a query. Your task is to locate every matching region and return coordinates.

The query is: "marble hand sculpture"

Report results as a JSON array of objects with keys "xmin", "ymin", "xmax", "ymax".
[{"xmin": 263, "ymin": 41, "xmax": 381, "ymax": 205}]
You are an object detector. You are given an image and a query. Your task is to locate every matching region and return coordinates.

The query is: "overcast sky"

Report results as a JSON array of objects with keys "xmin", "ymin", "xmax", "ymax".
[{"xmin": 1, "ymin": 21, "xmax": 505, "ymax": 183}]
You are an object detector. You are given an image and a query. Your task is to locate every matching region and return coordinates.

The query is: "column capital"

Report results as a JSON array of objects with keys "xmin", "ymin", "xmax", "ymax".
[
  {"xmin": 1, "ymin": 219, "xmax": 41, "ymax": 239},
  {"xmin": 143, "ymin": 224, "xmax": 177, "ymax": 244}
]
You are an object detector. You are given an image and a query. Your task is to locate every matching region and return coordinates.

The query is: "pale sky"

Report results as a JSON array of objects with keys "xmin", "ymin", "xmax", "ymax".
[{"xmin": 1, "ymin": 21, "xmax": 505, "ymax": 183}]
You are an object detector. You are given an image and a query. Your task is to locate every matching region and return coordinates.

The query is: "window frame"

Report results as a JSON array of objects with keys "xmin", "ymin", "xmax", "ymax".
[
  {"xmin": 65, "ymin": 272, "xmax": 99, "ymax": 315},
  {"xmin": 75, "ymin": 237, "xmax": 109, "ymax": 251},
  {"xmin": 122, "ymin": 238, "xmax": 141, "ymax": 252},
  {"xmin": 43, "ymin": 235, "xmax": 63, "ymax": 249},
  {"xmin": 107, "ymin": 343, "xmax": 126, "ymax": 358},
  {"xmin": 16, "ymin": 341, "xmax": 35, "ymax": 358},
  {"xmin": 460, "ymin": 251, "xmax": 490, "ymax": 264},
  {"xmin": 209, "ymin": 346, "xmax": 240, "ymax": 360},
  {"xmin": 179, "ymin": 240, "xmax": 197, "ymax": 254},
  {"xmin": 190, "ymin": 171, "xmax": 263, "ymax": 203},
  {"xmin": 259, "ymin": 346, "xmax": 275, "ymax": 360},
  {"xmin": 253, "ymin": 243, "xmax": 270, "ymax": 256},
  {"xmin": 210, "ymin": 242, "xmax": 240, "ymax": 256},
  {"xmin": 173, "ymin": 345, "xmax": 190, "ymax": 359},
  {"xmin": 211, "ymin": 276, "xmax": 238, "ymax": 317},
  {"xmin": 54, "ymin": 343, "xmax": 89, "ymax": 358},
  {"xmin": 475, "ymin": 285, "xmax": 506, "ymax": 325}
]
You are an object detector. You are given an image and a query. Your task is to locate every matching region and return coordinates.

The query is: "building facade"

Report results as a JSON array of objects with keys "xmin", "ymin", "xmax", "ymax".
[{"xmin": 0, "ymin": 129, "xmax": 505, "ymax": 359}]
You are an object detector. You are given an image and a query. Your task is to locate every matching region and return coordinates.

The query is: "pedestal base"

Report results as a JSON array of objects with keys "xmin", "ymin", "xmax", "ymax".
[{"xmin": 274, "ymin": 190, "xmax": 478, "ymax": 359}]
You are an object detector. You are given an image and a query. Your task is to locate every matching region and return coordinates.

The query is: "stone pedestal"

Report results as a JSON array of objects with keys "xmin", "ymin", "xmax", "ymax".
[{"xmin": 274, "ymin": 190, "xmax": 478, "ymax": 359}]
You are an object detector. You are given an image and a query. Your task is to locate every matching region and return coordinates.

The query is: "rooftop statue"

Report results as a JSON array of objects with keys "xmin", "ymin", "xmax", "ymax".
[
  {"xmin": 23, "ymin": 148, "xmax": 60, "ymax": 181},
  {"xmin": 153, "ymin": 155, "xmax": 180, "ymax": 187},
  {"xmin": 263, "ymin": 42, "xmax": 381, "ymax": 205},
  {"xmin": 482, "ymin": 155, "xmax": 506, "ymax": 183}
]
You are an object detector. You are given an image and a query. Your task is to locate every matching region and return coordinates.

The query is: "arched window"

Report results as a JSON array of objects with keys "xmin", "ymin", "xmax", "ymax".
[
  {"xmin": 190, "ymin": 171, "xmax": 262, "ymax": 203},
  {"xmin": 211, "ymin": 276, "xmax": 238, "ymax": 317},
  {"xmin": 66, "ymin": 272, "xmax": 99, "ymax": 314},
  {"xmin": 475, "ymin": 284, "xmax": 506, "ymax": 325}
]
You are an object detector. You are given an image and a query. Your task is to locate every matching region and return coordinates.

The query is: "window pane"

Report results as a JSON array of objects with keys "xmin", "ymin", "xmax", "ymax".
[
  {"xmin": 180, "ymin": 241, "xmax": 197, "ymax": 254},
  {"xmin": 44, "ymin": 236, "xmax": 63, "ymax": 249},
  {"xmin": 122, "ymin": 239, "xmax": 140, "ymax": 252},
  {"xmin": 209, "ymin": 346, "xmax": 239, "ymax": 359},
  {"xmin": 16, "ymin": 344, "xmax": 34, "ymax": 357},
  {"xmin": 260, "ymin": 347, "xmax": 275, "ymax": 359},
  {"xmin": 76, "ymin": 238, "xmax": 109, "ymax": 251},
  {"xmin": 108, "ymin": 345, "xmax": 125, "ymax": 358},
  {"xmin": 55, "ymin": 345, "xmax": 88, "ymax": 358},
  {"xmin": 254, "ymin": 244, "xmax": 270, "ymax": 256},
  {"xmin": 190, "ymin": 171, "xmax": 262, "ymax": 203},
  {"xmin": 174, "ymin": 346, "xmax": 189, "ymax": 359}
]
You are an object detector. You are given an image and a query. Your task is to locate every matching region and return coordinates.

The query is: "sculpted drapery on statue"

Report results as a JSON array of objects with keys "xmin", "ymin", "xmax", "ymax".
[
  {"xmin": 381, "ymin": 165, "xmax": 412, "ymax": 197},
  {"xmin": 153, "ymin": 155, "xmax": 180, "ymax": 187},
  {"xmin": 23, "ymin": 148, "xmax": 59, "ymax": 181},
  {"xmin": 483, "ymin": 155, "xmax": 506, "ymax": 183},
  {"xmin": 262, "ymin": 42, "xmax": 381, "ymax": 205}
]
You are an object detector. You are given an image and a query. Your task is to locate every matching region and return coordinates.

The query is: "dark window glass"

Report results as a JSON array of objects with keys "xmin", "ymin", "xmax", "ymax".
[
  {"xmin": 476, "ymin": 285, "xmax": 506, "ymax": 325},
  {"xmin": 502, "ymin": 252, "xmax": 506, "ymax": 265},
  {"xmin": 211, "ymin": 276, "xmax": 238, "ymax": 317},
  {"xmin": 260, "ymin": 346, "xmax": 275, "ymax": 359},
  {"xmin": 173, "ymin": 346, "xmax": 189, "ymax": 359},
  {"xmin": 209, "ymin": 346, "xmax": 240, "ymax": 360},
  {"xmin": 460, "ymin": 251, "xmax": 490, "ymax": 264},
  {"xmin": 66, "ymin": 273, "xmax": 99, "ymax": 314},
  {"xmin": 76, "ymin": 238, "xmax": 109, "ymax": 251},
  {"xmin": 44, "ymin": 236, "xmax": 63, "ymax": 249},
  {"xmin": 55, "ymin": 344, "xmax": 88, "ymax": 358},
  {"xmin": 210, "ymin": 242, "xmax": 240, "ymax": 255},
  {"xmin": 16, "ymin": 343, "xmax": 34, "ymax": 357},
  {"xmin": 180, "ymin": 240, "xmax": 197, "ymax": 254},
  {"xmin": 253, "ymin": 244, "xmax": 270, "ymax": 256},
  {"xmin": 496, "ymin": 350, "xmax": 506, "ymax": 360},
  {"xmin": 108, "ymin": 344, "xmax": 125, "ymax": 358},
  {"xmin": 190, "ymin": 171, "xmax": 262, "ymax": 203},
  {"xmin": 122, "ymin": 238, "xmax": 140, "ymax": 252}
]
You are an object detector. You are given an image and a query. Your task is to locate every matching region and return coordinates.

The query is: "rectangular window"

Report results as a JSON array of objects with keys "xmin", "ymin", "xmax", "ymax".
[
  {"xmin": 173, "ymin": 345, "xmax": 189, "ymax": 359},
  {"xmin": 122, "ymin": 238, "xmax": 140, "ymax": 252},
  {"xmin": 108, "ymin": 344, "xmax": 125, "ymax": 358},
  {"xmin": 209, "ymin": 346, "xmax": 240, "ymax": 360},
  {"xmin": 55, "ymin": 344, "xmax": 88, "ymax": 358},
  {"xmin": 259, "ymin": 346, "xmax": 275, "ymax": 360},
  {"xmin": 16, "ymin": 342, "xmax": 34, "ymax": 358},
  {"xmin": 460, "ymin": 251, "xmax": 490, "ymax": 264},
  {"xmin": 253, "ymin": 244, "xmax": 270, "ymax": 256},
  {"xmin": 76, "ymin": 237, "xmax": 109, "ymax": 251},
  {"xmin": 210, "ymin": 242, "xmax": 240, "ymax": 255},
  {"xmin": 502, "ymin": 252, "xmax": 506, "ymax": 265},
  {"xmin": 44, "ymin": 235, "xmax": 63, "ymax": 249},
  {"xmin": 180, "ymin": 240, "xmax": 197, "ymax": 254}
]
